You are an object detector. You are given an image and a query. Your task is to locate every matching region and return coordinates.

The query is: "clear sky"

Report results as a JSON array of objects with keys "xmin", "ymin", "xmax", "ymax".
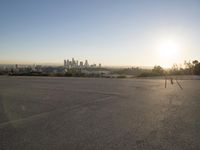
[{"xmin": 0, "ymin": 0, "xmax": 200, "ymax": 67}]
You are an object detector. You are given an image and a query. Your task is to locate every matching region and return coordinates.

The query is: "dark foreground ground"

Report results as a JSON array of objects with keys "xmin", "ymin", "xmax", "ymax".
[{"xmin": 0, "ymin": 76, "xmax": 200, "ymax": 150}]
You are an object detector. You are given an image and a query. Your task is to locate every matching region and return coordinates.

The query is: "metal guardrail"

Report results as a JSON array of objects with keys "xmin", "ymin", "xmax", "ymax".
[{"xmin": 165, "ymin": 76, "xmax": 183, "ymax": 90}]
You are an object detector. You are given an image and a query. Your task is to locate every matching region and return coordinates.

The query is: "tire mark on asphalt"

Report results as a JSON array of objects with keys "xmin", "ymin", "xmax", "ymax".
[
  {"xmin": 0, "ymin": 95, "xmax": 118, "ymax": 128},
  {"xmin": 27, "ymin": 87, "xmax": 127, "ymax": 98}
]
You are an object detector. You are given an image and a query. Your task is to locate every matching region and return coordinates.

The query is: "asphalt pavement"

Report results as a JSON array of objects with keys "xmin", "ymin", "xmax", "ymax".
[{"xmin": 0, "ymin": 76, "xmax": 200, "ymax": 150}]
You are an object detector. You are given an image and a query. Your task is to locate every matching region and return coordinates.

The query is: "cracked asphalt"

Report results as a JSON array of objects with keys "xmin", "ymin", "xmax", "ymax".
[{"xmin": 0, "ymin": 76, "xmax": 200, "ymax": 150}]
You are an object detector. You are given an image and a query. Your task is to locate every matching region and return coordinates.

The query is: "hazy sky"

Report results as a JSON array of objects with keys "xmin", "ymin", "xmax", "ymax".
[{"xmin": 0, "ymin": 0, "xmax": 200, "ymax": 67}]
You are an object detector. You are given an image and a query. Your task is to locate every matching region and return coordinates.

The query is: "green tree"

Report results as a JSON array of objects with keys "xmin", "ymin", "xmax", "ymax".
[
  {"xmin": 193, "ymin": 60, "xmax": 200, "ymax": 75},
  {"xmin": 192, "ymin": 60, "xmax": 199, "ymax": 65},
  {"xmin": 152, "ymin": 66, "xmax": 164, "ymax": 75}
]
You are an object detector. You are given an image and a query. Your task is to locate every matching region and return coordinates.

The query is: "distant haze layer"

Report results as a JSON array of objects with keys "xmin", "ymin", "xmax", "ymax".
[{"xmin": 0, "ymin": 0, "xmax": 200, "ymax": 67}]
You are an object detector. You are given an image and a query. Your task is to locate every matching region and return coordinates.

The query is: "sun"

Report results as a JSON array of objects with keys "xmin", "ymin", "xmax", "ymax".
[
  {"xmin": 158, "ymin": 41, "xmax": 180, "ymax": 59},
  {"xmin": 155, "ymin": 39, "xmax": 182, "ymax": 68}
]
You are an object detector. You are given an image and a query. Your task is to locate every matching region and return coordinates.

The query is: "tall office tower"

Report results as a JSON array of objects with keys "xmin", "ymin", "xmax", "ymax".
[
  {"xmin": 84, "ymin": 60, "xmax": 89, "ymax": 67},
  {"xmin": 64, "ymin": 60, "xmax": 67, "ymax": 67},
  {"xmin": 72, "ymin": 58, "xmax": 75, "ymax": 67},
  {"xmin": 80, "ymin": 61, "xmax": 83, "ymax": 68},
  {"xmin": 66, "ymin": 60, "xmax": 70, "ymax": 68},
  {"xmin": 15, "ymin": 64, "xmax": 18, "ymax": 69},
  {"xmin": 69, "ymin": 61, "xmax": 72, "ymax": 68},
  {"xmin": 99, "ymin": 63, "xmax": 101, "ymax": 68}
]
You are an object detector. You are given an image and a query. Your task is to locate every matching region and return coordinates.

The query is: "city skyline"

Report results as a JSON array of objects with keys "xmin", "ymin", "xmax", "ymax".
[
  {"xmin": 64, "ymin": 58, "xmax": 101, "ymax": 68},
  {"xmin": 1, "ymin": 0, "xmax": 200, "ymax": 67}
]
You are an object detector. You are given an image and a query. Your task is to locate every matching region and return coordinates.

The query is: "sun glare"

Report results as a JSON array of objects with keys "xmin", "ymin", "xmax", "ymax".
[
  {"xmin": 156, "ymin": 39, "xmax": 181, "ymax": 68},
  {"xmin": 157, "ymin": 39, "xmax": 181, "ymax": 68},
  {"xmin": 159, "ymin": 41, "xmax": 180, "ymax": 59}
]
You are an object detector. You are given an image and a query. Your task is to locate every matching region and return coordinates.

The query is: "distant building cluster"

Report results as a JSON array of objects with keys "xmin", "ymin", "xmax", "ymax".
[
  {"xmin": 0, "ymin": 64, "xmax": 40, "ymax": 71},
  {"xmin": 64, "ymin": 58, "xmax": 101, "ymax": 69},
  {"xmin": 0, "ymin": 59, "xmax": 106, "ymax": 76}
]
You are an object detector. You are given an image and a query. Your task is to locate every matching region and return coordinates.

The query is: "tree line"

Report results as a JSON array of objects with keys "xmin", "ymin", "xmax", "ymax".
[{"xmin": 145, "ymin": 60, "xmax": 200, "ymax": 76}]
